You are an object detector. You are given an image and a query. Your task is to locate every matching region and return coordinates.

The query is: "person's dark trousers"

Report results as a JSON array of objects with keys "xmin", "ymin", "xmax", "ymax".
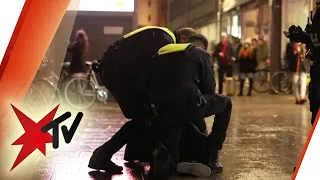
[
  {"xmin": 239, "ymin": 80, "xmax": 245, "ymax": 96},
  {"xmin": 197, "ymin": 94, "xmax": 232, "ymax": 156},
  {"xmin": 218, "ymin": 65, "xmax": 231, "ymax": 94},
  {"xmin": 101, "ymin": 113, "xmax": 149, "ymax": 160},
  {"xmin": 248, "ymin": 78, "xmax": 253, "ymax": 95},
  {"xmin": 191, "ymin": 118, "xmax": 208, "ymax": 135},
  {"xmin": 179, "ymin": 122, "xmax": 206, "ymax": 162},
  {"xmin": 150, "ymin": 93, "xmax": 232, "ymax": 167}
]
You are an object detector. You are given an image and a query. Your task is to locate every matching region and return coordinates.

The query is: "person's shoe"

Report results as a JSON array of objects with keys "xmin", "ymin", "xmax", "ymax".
[
  {"xmin": 293, "ymin": 166, "xmax": 296, "ymax": 172},
  {"xmin": 177, "ymin": 162, "xmax": 211, "ymax": 177},
  {"xmin": 238, "ymin": 93, "xmax": 243, "ymax": 96},
  {"xmin": 247, "ymin": 93, "xmax": 252, "ymax": 96},
  {"xmin": 300, "ymin": 99, "xmax": 307, "ymax": 104},
  {"xmin": 150, "ymin": 143, "xmax": 175, "ymax": 180},
  {"xmin": 295, "ymin": 100, "xmax": 301, "ymax": 104},
  {"xmin": 88, "ymin": 145, "xmax": 123, "ymax": 172},
  {"xmin": 205, "ymin": 150, "xmax": 223, "ymax": 173}
]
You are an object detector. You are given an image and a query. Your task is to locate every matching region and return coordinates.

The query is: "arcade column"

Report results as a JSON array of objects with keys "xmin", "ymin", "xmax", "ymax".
[{"xmin": 269, "ymin": 0, "xmax": 282, "ymax": 93}]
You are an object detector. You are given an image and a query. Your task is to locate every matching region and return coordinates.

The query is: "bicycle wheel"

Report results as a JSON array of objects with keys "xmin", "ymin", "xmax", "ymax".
[
  {"xmin": 35, "ymin": 79, "xmax": 61, "ymax": 107},
  {"xmin": 64, "ymin": 77, "xmax": 96, "ymax": 109},
  {"xmin": 253, "ymin": 69, "xmax": 270, "ymax": 93},
  {"xmin": 23, "ymin": 85, "xmax": 48, "ymax": 114},
  {"xmin": 271, "ymin": 71, "xmax": 292, "ymax": 94}
]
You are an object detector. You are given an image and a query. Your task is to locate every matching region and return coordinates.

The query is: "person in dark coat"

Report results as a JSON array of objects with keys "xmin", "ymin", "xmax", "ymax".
[
  {"xmin": 67, "ymin": 29, "xmax": 89, "ymax": 74},
  {"xmin": 148, "ymin": 43, "xmax": 232, "ymax": 178},
  {"xmin": 213, "ymin": 32, "xmax": 235, "ymax": 94},
  {"xmin": 236, "ymin": 38, "xmax": 257, "ymax": 96}
]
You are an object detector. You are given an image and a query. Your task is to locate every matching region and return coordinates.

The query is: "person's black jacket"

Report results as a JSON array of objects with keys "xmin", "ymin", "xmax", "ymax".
[
  {"xmin": 149, "ymin": 43, "xmax": 215, "ymax": 103},
  {"xmin": 116, "ymin": 26, "xmax": 176, "ymax": 71},
  {"xmin": 67, "ymin": 41, "xmax": 86, "ymax": 73},
  {"xmin": 236, "ymin": 46, "xmax": 257, "ymax": 73},
  {"xmin": 99, "ymin": 26, "xmax": 176, "ymax": 119},
  {"xmin": 115, "ymin": 26, "xmax": 176, "ymax": 92},
  {"xmin": 213, "ymin": 42, "xmax": 234, "ymax": 67}
]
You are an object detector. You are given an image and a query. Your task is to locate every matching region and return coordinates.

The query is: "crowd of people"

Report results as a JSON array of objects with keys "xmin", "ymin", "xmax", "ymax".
[{"xmin": 211, "ymin": 33, "xmax": 269, "ymax": 96}]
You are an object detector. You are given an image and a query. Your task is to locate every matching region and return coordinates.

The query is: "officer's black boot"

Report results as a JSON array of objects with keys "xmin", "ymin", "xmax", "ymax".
[
  {"xmin": 89, "ymin": 121, "xmax": 138, "ymax": 172},
  {"xmin": 150, "ymin": 143, "xmax": 175, "ymax": 180},
  {"xmin": 88, "ymin": 143, "xmax": 123, "ymax": 172},
  {"xmin": 205, "ymin": 150, "xmax": 223, "ymax": 173}
]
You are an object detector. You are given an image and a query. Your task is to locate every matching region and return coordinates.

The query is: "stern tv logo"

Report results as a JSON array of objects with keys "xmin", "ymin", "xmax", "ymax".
[{"xmin": 10, "ymin": 104, "xmax": 83, "ymax": 171}]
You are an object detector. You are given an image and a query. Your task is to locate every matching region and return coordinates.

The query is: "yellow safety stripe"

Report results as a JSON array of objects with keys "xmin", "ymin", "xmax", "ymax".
[
  {"xmin": 123, "ymin": 26, "xmax": 176, "ymax": 43},
  {"xmin": 158, "ymin": 43, "xmax": 192, "ymax": 55}
]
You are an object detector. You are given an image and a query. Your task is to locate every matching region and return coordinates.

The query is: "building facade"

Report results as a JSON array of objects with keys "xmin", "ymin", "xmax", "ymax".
[
  {"xmin": 137, "ymin": 0, "xmax": 167, "ymax": 27},
  {"xmin": 64, "ymin": 0, "xmax": 138, "ymax": 61},
  {"xmin": 167, "ymin": 0, "xmax": 219, "ymax": 50}
]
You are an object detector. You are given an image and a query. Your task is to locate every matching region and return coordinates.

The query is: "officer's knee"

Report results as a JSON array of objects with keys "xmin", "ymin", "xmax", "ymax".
[{"xmin": 224, "ymin": 96, "xmax": 232, "ymax": 109}]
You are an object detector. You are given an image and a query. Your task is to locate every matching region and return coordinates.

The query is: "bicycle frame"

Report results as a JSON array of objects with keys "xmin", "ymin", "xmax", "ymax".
[{"xmin": 86, "ymin": 64, "xmax": 107, "ymax": 92}]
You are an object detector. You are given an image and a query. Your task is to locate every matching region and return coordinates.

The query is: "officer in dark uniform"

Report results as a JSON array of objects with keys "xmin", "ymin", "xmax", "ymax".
[
  {"xmin": 187, "ymin": 34, "xmax": 210, "ymax": 135},
  {"xmin": 148, "ymin": 43, "xmax": 232, "ymax": 179},
  {"xmin": 309, "ymin": 3, "xmax": 320, "ymax": 125},
  {"xmin": 284, "ymin": 1, "xmax": 320, "ymax": 172},
  {"xmin": 284, "ymin": 1, "xmax": 320, "ymax": 125},
  {"xmin": 89, "ymin": 26, "xmax": 196, "ymax": 172}
]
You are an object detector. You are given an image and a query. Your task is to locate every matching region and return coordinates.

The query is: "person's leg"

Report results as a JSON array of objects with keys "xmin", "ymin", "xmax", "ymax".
[
  {"xmin": 148, "ymin": 116, "xmax": 182, "ymax": 179},
  {"xmin": 239, "ymin": 73, "xmax": 245, "ymax": 96},
  {"xmin": 199, "ymin": 94, "xmax": 232, "ymax": 173},
  {"xmin": 300, "ymin": 72, "xmax": 307, "ymax": 104},
  {"xmin": 179, "ymin": 123, "xmax": 206, "ymax": 162},
  {"xmin": 191, "ymin": 118, "xmax": 208, "ymax": 135},
  {"xmin": 218, "ymin": 67, "xmax": 225, "ymax": 94},
  {"xmin": 248, "ymin": 73, "xmax": 254, "ymax": 96},
  {"xmin": 150, "ymin": 101, "xmax": 209, "ymax": 178},
  {"xmin": 177, "ymin": 123, "xmax": 211, "ymax": 177},
  {"xmin": 88, "ymin": 116, "xmax": 147, "ymax": 171},
  {"xmin": 292, "ymin": 73, "xmax": 300, "ymax": 103}
]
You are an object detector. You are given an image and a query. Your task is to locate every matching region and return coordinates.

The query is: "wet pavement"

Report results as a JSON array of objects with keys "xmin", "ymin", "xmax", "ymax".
[{"xmin": 0, "ymin": 94, "xmax": 312, "ymax": 180}]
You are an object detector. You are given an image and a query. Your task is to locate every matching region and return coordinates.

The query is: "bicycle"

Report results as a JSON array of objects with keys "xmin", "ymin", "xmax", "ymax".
[
  {"xmin": 271, "ymin": 70, "xmax": 310, "ymax": 95},
  {"xmin": 253, "ymin": 68, "xmax": 270, "ymax": 93},
  {"xmin": 64, "ymin": 61, "xmax": 109, "ymax": 110},
  {"xmin": 23, "ymin": 85, "xmax": 48, "ymax": 114},
  {"xmin": 253, "ymin": 61, "xmax": 271, "ymax": 93},
  {"xmin": 33, "ymin": 61, "xmax": 71, "ymax": 107},
  {"xmin": 270, "ymin": 70, "xmax": 292, "ymax": 94}
]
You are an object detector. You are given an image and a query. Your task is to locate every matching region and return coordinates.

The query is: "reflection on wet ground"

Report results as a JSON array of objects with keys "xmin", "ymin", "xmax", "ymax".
[{"xmin": 0, "ymin": 95, "xmax": 311, "ymax": 180}]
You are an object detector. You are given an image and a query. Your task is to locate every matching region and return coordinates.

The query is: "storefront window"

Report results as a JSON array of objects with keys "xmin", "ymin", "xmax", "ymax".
[
  {"xmin": 286, "ymin": 0, "xmax": 309, "ymax": 29},
  {"xmin": 231, "ymin": 15, "xmax": 240, "ymax": 38}
]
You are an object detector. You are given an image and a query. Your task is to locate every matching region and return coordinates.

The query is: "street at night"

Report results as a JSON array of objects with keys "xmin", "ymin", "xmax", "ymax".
[{"xmin": 0, "ymin": 94, "xmax": 311, "ymax": 180}]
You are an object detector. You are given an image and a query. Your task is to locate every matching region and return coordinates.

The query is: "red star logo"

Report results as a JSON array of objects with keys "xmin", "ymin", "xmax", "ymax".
[{"xmin": 10, "ymin": 104, "xmax": 59, "ymax": 171}]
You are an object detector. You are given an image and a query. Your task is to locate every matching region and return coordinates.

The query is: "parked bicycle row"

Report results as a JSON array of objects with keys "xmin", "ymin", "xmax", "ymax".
[{"xmin": 23, "ymin": 58, "xmax": 109, "ymax": 113}]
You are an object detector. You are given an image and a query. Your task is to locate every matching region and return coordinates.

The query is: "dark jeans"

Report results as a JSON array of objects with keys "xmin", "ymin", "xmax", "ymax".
[
  {"xmin": 151, "ymin": 93, "xmax": 232, "ymax": 163},
  {"xmin": 179, "ymin": 123, "xmax": 206, "ymax": 162},
  {"xmin": 103, "ymin": 116, "xmax": 149, "ymax": 160},
  {"xmin": 99, "ymin": 44, "xmax": 138, "ymax": 119},
  {"xmin": 124, "ymin": 121, "xmax": 206, "ymax": 163}
]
